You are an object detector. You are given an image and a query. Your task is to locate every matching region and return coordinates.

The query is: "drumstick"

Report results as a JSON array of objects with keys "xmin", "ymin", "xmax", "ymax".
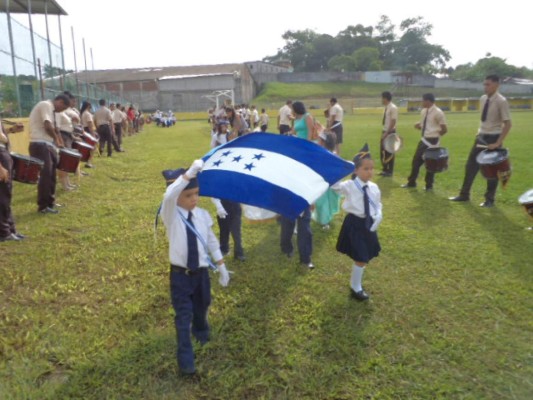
[{"xmin": 476, "ymin": 144, "xmax": 489, "ymax": 149}]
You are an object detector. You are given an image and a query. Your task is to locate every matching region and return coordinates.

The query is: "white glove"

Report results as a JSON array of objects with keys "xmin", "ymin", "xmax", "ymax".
[
  {"xmin": 370, "ymin": 211, "xmax": 383, "ymax": 232},
  {"xmin": 185, "ymin": 159, "xmax": 204, "ymax": 179},
  {"xmin": 217, "ymin": 263, "xmax": 230, "ymax": 287},
  {"xmin": 211, "ymin": 198, "xmax": 228, "ymax": 219}
]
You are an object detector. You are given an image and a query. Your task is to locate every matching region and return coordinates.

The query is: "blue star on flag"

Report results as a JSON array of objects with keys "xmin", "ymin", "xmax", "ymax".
[
  {"xmin": 244, "ymin": 163, "xmax": 255, "ymax": 171},
  {"xmin": 253, "ymin": 153, "xmax": 265, "ymax": 161},
  {"xmin": 213, "ymin": 160, "xmax": 223, "ymax": 167},
  {"xmin": 232, "ymin": 155, "xmax": 243, "ymax": 163},
  {"xmin": 222, "ymin": 151, "xmax": 232, "ymax": 157}
]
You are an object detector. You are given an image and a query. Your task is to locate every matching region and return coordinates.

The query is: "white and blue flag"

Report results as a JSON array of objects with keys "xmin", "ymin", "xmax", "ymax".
[{"xmin": 199, "ymin": 133, "xmax": 354, "ymax": 219}]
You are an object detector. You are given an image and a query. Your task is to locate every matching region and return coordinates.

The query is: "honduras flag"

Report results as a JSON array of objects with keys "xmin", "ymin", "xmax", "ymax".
[{"xmin": 199, "ymin": 133, "xmax": 354, "ymax": 219}]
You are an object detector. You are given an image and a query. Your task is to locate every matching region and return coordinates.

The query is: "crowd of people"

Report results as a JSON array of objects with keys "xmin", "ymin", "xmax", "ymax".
[
  {"xmin": 0, "ymin": 92, "xmax": 145, "ymax": 241},
  {"xmin": 151, "ymin": 110, "xmax": 177, "ymax": 128},
  {"xmin": 162, "ymin": 74, "xmax": 514, "ymax": 375},
  {"xmin": 1, "ymin": 75, "xmax": 515, "ymax": 377}
]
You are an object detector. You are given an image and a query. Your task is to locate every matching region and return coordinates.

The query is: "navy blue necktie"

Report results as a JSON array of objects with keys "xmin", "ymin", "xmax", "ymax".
[
  {"xmin": 481, "ymin": 99, "xmax": 489, "ymax": 122},
  {"xmin": 422, "ymin": 110, "xmax": 428, "ymax": 136},
  {"xmin": 186, "ymin": 212, "xmax": 199, "ymax": 270},
  {"xmin": 363, "ymin": 185, "xmax": 372, "ymax": 229}
]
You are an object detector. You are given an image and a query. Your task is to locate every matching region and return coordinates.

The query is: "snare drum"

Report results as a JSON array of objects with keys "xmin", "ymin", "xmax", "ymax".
[
  {"xmin": 72, "ymin": 141, "xmax": 94, "ymax": 162},
  {"xmin": 10, "ymin": 153, "xmax": 44, "ymax": 184},
  {"xmin": 518, "ymin": 189, "xmax": 533, "ymax": 220},
  {"xmin": 423, "ymin": 147, "xmax": 449, "ymax": 173},
  {"xmin": 57, "ymin": 148, "xmax": 81, "ymax": 173},
  {"xmin": 476, "ymin": 148, "xmax": 511, "ymax": 180},
  {"xmin": 82, "ymin": 132, "xmax": 99, "ymax": 146}
]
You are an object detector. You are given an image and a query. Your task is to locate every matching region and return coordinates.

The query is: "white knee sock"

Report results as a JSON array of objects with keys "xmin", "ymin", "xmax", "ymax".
[{"xmin": 351, "ymin": 265, "xmax": 365, "ymax": 292}]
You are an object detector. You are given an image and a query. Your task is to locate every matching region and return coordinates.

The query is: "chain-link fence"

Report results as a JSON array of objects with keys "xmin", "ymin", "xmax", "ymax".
[{"xmin": 0, "ymin": 10, "xmax": 131, "ymax": 117}]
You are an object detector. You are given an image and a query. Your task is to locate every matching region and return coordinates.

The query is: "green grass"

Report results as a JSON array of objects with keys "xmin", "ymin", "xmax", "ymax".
[
  {"xmin": 1, "ymin": 111, "xmax": 532, "ymax": 399},
  {"xmin": 253, "ymin": 81, "xmax": 491, "ymax": 108}
]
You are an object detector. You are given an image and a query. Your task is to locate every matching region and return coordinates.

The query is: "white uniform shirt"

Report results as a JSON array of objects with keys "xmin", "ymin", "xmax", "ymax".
[
  {"xmin": 330, "ymin": 103, "xmax": 344, "ymax": 123},
  {"xmin": 161, "ymin": 176, "xmax": 223, "ymax": 267},
  {"xmin": 332, "ymin": 177, "xmax": 382, "ymax": 219},
  {"xmin": 383, "ymin": 102, "xmax": 398, "ymax": 131},
  {"xmin": 55, "ymin": 108, "xmax": 79, "ymax": 133},
  {"xmin": 252, "ymin": 109, "xmax": 259, "ymax": 123},
  {"xmin": 260, "ymin": 113, "xmax": 269, "ymax": 126},
  {"xmin": 29, "ymin": 100, "xmax": 55, "ymax": 143},
  {"xmin": 279, "ymin": 105, "xmax": 293, "ymax": 125},
  {"xmin": 419, "ymin": 105, "xmax": 446, "ymax": 139},
  {"xmin": 111, "ymin": 109, "xmax": 122, "ymax": 124},
  {"xmin": 478, "ymin": 92, "xmax": 511, "ymax": 135}
]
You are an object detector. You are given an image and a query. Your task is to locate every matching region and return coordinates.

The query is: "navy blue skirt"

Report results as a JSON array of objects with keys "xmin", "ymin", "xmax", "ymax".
[{"xmin": 336, "ymin": 214, "xmax": 381, "ymax": 263}]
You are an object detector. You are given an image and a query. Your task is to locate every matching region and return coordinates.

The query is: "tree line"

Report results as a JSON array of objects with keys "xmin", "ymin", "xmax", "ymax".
[{"xmin": 264, "ymin": 15, "xmax": 533, "ymax": 81}]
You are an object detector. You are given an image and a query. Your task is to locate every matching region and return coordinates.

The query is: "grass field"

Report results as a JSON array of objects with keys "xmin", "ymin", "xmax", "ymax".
[
  {"xmin": 1, "ymin": 110, "xmax": 532, "ymax": 399},
  {"xmin": 253, "ymin": 82, "xmax": 493, "ymax": 109}
]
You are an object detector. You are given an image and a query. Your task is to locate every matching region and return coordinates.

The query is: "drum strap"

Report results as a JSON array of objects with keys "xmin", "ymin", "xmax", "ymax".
[
  {"xmin": 421, "ymin": 137, "xmax": 440, "ymax": 148},
  {"xmin": 153, "ymin": 204, "xmax": 217, "ymax": 271},
  {"xmin": 353, "ymin": 179, "xmax": 378, "ymax": 212}
]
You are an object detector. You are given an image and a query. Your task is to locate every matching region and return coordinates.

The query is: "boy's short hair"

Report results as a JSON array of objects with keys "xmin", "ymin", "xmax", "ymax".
[
  {"xmin": 381, "ymin": 91, "xmax": 392, "ymax": 101},
  {"xmin": 99, "ymin": 99, "xmax": 106, "ymax": 106},
  {"xmin": 485, "ymin": 74, "xmax": 500, "ymax": 83},
  {"xmin": 54, "ymin": 94, "xmax": 71, "ymax": 107},
  {"xmin": 422, "ymin": 93, "xmax": 435, "ymax": 103}
]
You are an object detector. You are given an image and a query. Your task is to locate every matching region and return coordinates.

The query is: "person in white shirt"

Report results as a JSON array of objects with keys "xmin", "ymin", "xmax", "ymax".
[
  {"xmin": 401, "ymin": 93, "xmax": 447, "ymax": 191},
  {"xmin": 379, "ymin": 91, "xmax": 398, "ymax": 177},
  {"xmin": 277, "ymin": 100, "xmax": 293, "ymax": 135},
  {"xmin": 110, "ymin": 103, "xmax": 125, "ymax": 152},
  {"xmin": 328, "ymin": 98, "xmax": 344, "ymax": 154},
  {"xmin": 28, "ymin": 95, "xmax": 70, "ymax": 214},
  {"xmin": 332, "ymin": 144, "xmax": 382, "ymax": 301},
  {"xmin": 250, "ymin": 105, "xmax": 260, "ymax": 128},
  {"xmin": 259, "ymin": 108, "xmax": 269, "ymax": 132},
  {"xmin": 160, "ymin": 160, "xmax": 230, "ymax": 376}
]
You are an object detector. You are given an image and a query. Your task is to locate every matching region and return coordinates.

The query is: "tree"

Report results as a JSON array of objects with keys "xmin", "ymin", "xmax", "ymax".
[
  {"xmin": 391, "ymin": 17, "xmax": 451, "ymax": 73},
  {"xmin": 328, "ymin": 54, "xmax": 356, "ymax": 72},
  {"xmin": 450, "ymin": 56, "xmax": 532, "ymax": 81},
  {"xmin": 374, "ymin": 15, "xmax": 396, "ymax": 69},
  {"xmin": 353, "ymin": 47, "xmax": 382, "ymax": 71}
]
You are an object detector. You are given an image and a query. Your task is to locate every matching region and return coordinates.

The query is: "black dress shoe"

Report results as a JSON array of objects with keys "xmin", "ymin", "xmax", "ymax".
[
  {"xmin": 400, "ymin": 183, "xmax": 416, "ymax": 189},
  {"xmin": 14, "ymin": 232, "xmax": 26, "ymax": 239},
  {"xmin": 0, "ymin": 233, "xmax": 21, "ymax": 242},
  {"xmin": 301, "ymin": 262, "xmax": 315, "ymax": 269},
  {"xmin": 39, "ymin": 207, "xmax": 59, "ymax": 214},
  {"xmin": 480, "ymin": 201, "xmax": 494, "ymax": 208},
  {"xmin": 424, "ymin": 187, "xmax": 433, "ymax": 192},
  {"xmin": 234, "ymin": 255, "xmax": 246, "ymax": 262},
  {"xmin": 449, "ymin": 195, "xmax": 469, "ymax": 202},
  {"xmin": 350, "ymin": 288, "xmax": 369, "ymax": 301},
  {"xmin": 380, "ymin": 172, "xmax": 393, "ymax": 177}
]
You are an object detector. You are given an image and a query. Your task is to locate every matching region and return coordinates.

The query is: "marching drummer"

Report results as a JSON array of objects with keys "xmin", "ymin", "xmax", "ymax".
[
  {"xmin": 0, "ymin": 122, "xmax": 24, "ymax": 241},
  {"xmin": 28, "ymin": 94, "xmax": 70, "ymax": 214},
  {"xmin": 401, "ymin": 93, "xmax": 447, "ymax": 191},
  {"xmin": 449, "ymin": 75, "xmax": 512, "ymax": 207},
  {"xmin": 379, "ymin": 91, "xmax": 398, "ymax": 177}
]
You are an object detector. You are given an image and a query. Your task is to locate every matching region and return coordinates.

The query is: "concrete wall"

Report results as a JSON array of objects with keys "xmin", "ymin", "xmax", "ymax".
[
  {"xmin": 435, "ymin": 79, "xmax": 533, "ymax": 94},
  {"xmin": 364, "ymin": 71, "xmax": 398, "ymax": 83}
]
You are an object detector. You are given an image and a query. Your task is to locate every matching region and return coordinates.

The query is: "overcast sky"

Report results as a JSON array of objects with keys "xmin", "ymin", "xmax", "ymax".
[{"xmin": 12, "ymin": 0, "xmax": 532, "ymax": 71}]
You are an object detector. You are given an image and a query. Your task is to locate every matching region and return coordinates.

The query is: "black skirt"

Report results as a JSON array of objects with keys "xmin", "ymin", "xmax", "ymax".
[{"xmin": 336, "ymin": 213, "xmax": 381, "ymax": 263}]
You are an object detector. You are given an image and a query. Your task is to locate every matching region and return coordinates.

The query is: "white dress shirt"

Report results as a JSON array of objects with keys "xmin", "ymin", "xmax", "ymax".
[
  {"xmin": 161, "ymin": 176, "xmax": 223, "ymax": 267},
  {"xmin": 332, "ymin": 177, "xmax": 382, "ymax": 219}
]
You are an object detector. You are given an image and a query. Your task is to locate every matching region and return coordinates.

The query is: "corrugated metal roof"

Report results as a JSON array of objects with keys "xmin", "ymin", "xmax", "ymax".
[
  {"xmin": 159, "ymin": 73, "xmax": 234, "ymax": 81},
  {"xmin": 1, "ymin": 0, "xmax": 67, "ymax": 15},
  {"xmin": 72, "ymin": 64, "xmax": 245, "ymax": 84}
]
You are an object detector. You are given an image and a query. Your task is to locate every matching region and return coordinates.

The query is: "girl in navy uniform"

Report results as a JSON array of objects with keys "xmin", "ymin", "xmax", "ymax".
[
  {"xmin": 333, "ymin": 144, "xmax": 383, "ymax": 300},
  {"xmin": 160, "ymin": 160, "xmax": 230, "ymax": 375}
]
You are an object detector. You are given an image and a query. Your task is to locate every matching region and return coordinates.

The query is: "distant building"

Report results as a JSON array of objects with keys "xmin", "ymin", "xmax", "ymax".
[{"xmin": 70, "ymin": 62, "xmax": 289, "ymax": 112}]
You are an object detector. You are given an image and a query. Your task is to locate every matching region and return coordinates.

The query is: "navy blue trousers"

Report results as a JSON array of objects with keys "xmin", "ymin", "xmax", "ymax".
[
  {"xmin": 169, "ymin": 267, "xmax": 211, "ymax": 371},
  {"xmin": 280, "ymin": 208, "xmax": 313, "ymax": 264},
  {"xmin": 217, "ymin": 200, "xmax": 243, "ymax": 257}
]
